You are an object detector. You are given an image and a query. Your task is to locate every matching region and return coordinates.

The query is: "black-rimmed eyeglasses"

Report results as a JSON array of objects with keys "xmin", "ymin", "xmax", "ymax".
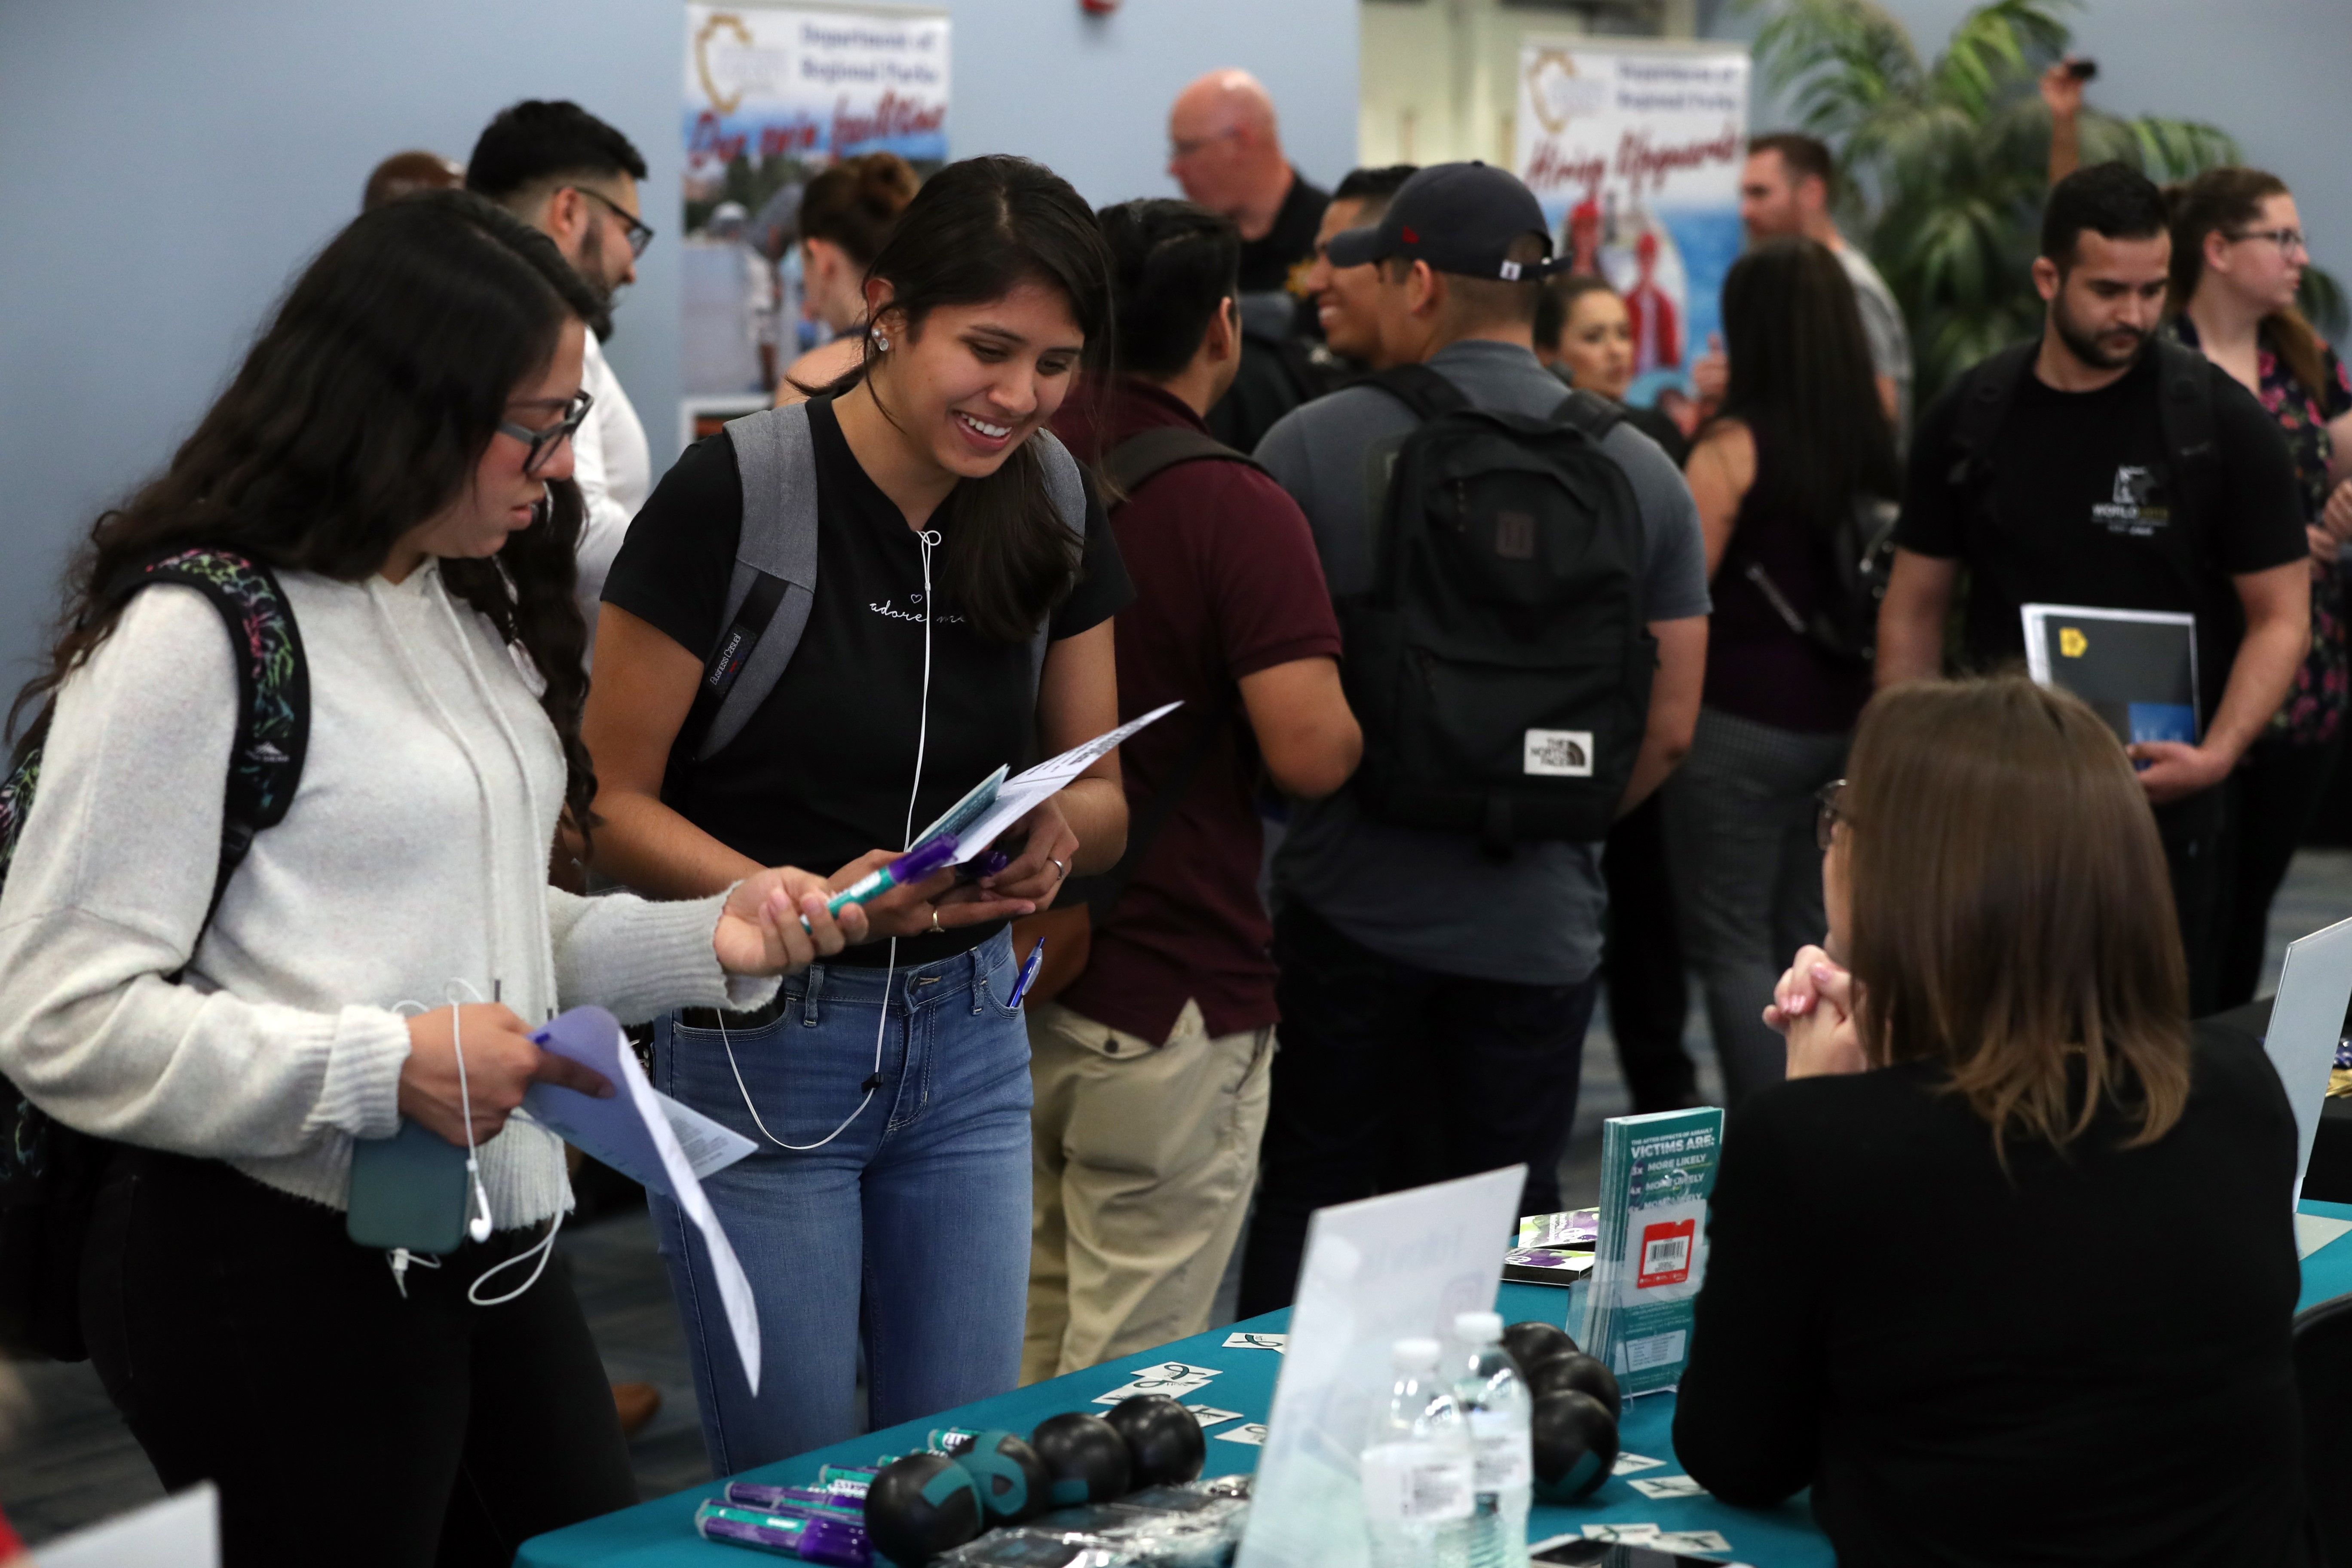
[
  {"xmin": 2229, "ymin": 226, "xmax": 2308, "ymax": 257},
  {"xmin": 576, "ymin": 187, "xmax": 656, "ymax": 259},
  {"xmin": 1815, "ymin": 778, "xmax": 1850, "ymax": 852},
  {"xmin": 500, "ymin": 390, "xmax": 594, "ymax": 476}
]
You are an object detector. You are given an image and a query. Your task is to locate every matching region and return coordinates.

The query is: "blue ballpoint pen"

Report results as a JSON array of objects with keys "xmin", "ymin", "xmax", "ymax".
[{"xmin": 1008, "ymin": 938, "xmax": 1047, "ymax": 1007}]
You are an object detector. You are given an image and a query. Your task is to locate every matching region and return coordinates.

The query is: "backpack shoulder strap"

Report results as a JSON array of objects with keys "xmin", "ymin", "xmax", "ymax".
[
  {"xmin": 686, "ymin": 404, "xmax": 821, "ymax": 763},
  {"xmin": 1369, "ymin": 362, "xmax": 1473, "ymax": 422},
  {"xmin": 1102, "ymin": 426, "xmax": 1269, "ymax": 501},
  {"xmin": 1027, "ymin": 428, "xmax": 1090, "ymax": 695},
  {"xmin": 1550, "ymin": 387, "xmax": 1625, "ymax": 441},
  {"xmin": 1945, "ymin": 342, "xmax": 2037, "ymax": 489},
  {"xmin": 122, "ymin": 549, "xmax": 309, "ymax": 921},
  {"xmin": 2152, "ymin": 336, "xmax": 2224, "ymax": 522}
]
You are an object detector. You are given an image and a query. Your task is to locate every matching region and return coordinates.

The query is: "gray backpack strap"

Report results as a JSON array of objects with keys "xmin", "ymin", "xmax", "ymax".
[
  {"xmin": 1028, "ymin": 429, "xmax": 1089, "ymax": 695},
  {"xmin": 679, "ymin": 404, "xmax": 821, "ymax": 763}
]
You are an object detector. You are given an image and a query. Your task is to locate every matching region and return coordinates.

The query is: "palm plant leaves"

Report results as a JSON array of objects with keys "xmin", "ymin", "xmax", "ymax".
[{"xmin": 1738, "ymin": 0, "xmax": 2341, "ymax": 403}]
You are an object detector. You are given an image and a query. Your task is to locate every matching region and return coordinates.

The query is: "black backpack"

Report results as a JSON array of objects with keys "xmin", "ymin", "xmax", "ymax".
[
  {"xmin": 1340, "ymin": 364, "xmax": 1653, "ymax": 853},
  {"xmin": 1721, "ymin": 494, "xmax": 1902, "ymax": 668},
  {"xmin": 0, "ymin": 549, "xmax": 309, "ymax": 1360},
  {"xmin": 1945, "ymin": 336, "xmax": 2224, "ymax": 542}
]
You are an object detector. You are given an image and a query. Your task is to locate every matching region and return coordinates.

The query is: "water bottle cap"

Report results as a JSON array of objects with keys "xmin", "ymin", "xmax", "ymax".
[
  {"xmin": 1454, "ymin": 1310, "xmax": 1504, "ymax": 1342},
  {"xmin": 1393, "ymin": 1336, "xmax": 1442, "ymax": 1369}
]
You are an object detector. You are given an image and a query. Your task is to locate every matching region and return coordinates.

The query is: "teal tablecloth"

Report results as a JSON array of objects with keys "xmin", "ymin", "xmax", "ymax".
[{"xmin": 519, "ymin": 1200, "xmax": 2352, "ymax": 1568}]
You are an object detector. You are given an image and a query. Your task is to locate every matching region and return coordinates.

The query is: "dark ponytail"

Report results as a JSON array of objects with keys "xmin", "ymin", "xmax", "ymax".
[
  {"xmin": 797, "ymin": 152, "xmax": 920, "ymax": 268},
  {"xmin": 825, "ymin": 155, "xmax": 1115, "ymax": 645},
  {"xmin": 12, "ymin": 190, "xmax": 607, "ymax": 839},
  {"xmin": 2168, "ymin": 166, "xmax": 2327, "ymax": 403}
]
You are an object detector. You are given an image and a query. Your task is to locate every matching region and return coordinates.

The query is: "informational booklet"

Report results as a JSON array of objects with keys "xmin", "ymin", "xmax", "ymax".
[
  {"xmin": 523, "ymin": 1007, "xmax": 765, "ymax": 1394},
  {"xmin": 910, "ymin": 701, "xmax": 1180, "ymax": 867},
  {"xmin": 1503, "ymin": 1207, "xmax": 1599, "ymax": 1287},
  {"xmin": 1574, "ymin": 1108, "xmax": 1724, "ymax": 1397},
  {"xmin": 2021, "ymin": 603, "xmax": 2199, "ymax": 747}
]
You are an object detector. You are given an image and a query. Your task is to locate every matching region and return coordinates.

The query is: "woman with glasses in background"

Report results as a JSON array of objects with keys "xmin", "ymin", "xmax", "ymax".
[
  {"xmin": 1677, "ymin": 676, "xmax": 2313, "ymax": 1565},
  {"xmin": 0, "ymin": 191, "xmax": 858, "ymax": 1567},
  {"xmin": 2168, "ymin": 168, "xmax": 2352, "ymax": 1008}
]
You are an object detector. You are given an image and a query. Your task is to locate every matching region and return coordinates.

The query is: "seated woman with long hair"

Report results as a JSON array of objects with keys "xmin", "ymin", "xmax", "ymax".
[{"xmin": 1675, "ymin": 675, "xmax": 2314, "ymax": 1565}]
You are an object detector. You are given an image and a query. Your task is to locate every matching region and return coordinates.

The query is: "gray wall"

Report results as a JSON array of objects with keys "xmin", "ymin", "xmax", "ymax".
[
  {"xmin": 1703, "ymin": 0, "xmax": 2350, "ymax": 315},
  {"xmin": 0, "ymin": 0, "xmax": 1357, "ymax": 686}
]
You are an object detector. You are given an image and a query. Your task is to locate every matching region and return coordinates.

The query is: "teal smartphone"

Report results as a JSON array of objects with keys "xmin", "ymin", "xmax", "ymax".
[{"xmin": 346, "ymin": 1119, "xmax": 470, "ymax": 1253}]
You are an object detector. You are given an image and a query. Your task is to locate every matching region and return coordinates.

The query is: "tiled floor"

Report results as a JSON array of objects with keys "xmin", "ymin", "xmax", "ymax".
[{"xmin": 10, "ymin": 850, "xmax": 2352, "ymax": 1545}]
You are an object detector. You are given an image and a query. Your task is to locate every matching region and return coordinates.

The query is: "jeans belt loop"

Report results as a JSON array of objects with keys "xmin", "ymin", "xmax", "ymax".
[
  {"xmin": 800, "ymin": 962, "xmax": 824, "ymax": 1028},
  {"xmin": 970, "ymin": 943, "xmax": 987, "ymax": 1014}
]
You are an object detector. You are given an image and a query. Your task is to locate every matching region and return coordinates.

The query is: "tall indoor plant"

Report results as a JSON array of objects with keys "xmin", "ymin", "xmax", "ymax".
[{"xmin": 1740, "ymin": 0, "xmax": 2343, "ymax": 404}]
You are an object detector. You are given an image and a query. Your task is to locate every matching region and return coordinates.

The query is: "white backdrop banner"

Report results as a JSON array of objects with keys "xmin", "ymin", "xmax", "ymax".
[
  {"xmin": 681, "ymin": 3, "xmax": 949, "ymax": 403},
  {"xmin": 1514, "ymin": 42, "xmax": 1749, "ymax": 409}
]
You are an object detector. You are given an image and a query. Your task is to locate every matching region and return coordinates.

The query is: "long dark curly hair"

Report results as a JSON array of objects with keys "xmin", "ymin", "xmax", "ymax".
[{"xmin": 11, "ymin": 190, "xmax": 605, "ymax": 836}]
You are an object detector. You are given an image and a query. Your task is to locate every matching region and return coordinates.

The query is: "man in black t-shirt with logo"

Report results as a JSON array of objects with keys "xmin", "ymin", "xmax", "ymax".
[{"xmin": 1878, "ymin": 162, "xmax": 2307, "ymax": 1009}]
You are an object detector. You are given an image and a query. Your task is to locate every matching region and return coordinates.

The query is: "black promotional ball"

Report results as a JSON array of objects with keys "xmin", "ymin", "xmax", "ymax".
[
  {"xmin": 863, "ymin": 1452, "xmax": 983, "ymax": 1565},
  {"xmin": 1525, "ymin": 1350, "xmax": 1623, "ymax": 1420},
  {"xmin": 1030, "ymin": 1411, "xmax": 1133, "ymax": 1507},
  {"xmin": 1503, "ymin": 1320, "xmax": 1577, "ymax": 1372},
  {"xmin": 955, "ymin": 1429, "xmax": 1050, "ymax": 1524},
  {"xmin": 1104, "ymin": 1394, "xmax": 1206, "ymax": 1487},
  {"xmin": 1529, "ymin": 1390, "xmax": 1619, "ymax": 1504}
]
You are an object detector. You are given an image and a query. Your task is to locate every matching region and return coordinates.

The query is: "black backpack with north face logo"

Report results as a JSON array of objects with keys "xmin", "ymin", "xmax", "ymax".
[{"xmin": 1339, "ymin": 364, "xmax": 1654, "ymax": 854}]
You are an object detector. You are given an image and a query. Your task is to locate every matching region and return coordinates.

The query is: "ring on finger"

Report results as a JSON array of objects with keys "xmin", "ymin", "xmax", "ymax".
[
  {"xmin": 928, "ymin": 907, "xmax": 944, "ymax": 935},
  {"xmin": 1047, "ymin": 856, "xmax": 1068, "ymax": 883}
]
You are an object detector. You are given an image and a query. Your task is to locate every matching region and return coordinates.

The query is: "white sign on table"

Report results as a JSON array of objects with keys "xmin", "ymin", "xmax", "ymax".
[{"xmin": 1234, "ymin": 1165, "xmax": 1526, "ymax": 1568}]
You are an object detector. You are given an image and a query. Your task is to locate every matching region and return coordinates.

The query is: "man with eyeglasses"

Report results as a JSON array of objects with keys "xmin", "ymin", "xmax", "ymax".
[
  {"xmin": 1877, "ymin": 162, "xmax": 2308, "ymax": 1013},
  {"xmin": 468, "ymin": 100, "xmax": 655, "ymax": 657},
  {"xmin": 1167, "ymin": 69, "xmax": 1332, "ymax": 453}
]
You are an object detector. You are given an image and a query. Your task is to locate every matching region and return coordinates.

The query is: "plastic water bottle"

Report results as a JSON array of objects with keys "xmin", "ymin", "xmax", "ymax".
[
  {"xmin": 1361, "ymin": 1337, "xmax": 1475, "ymax": 1568},
  {"xmin": 1453, "ymin": 1310, "xmax": 1533, "ymax": 1568}
]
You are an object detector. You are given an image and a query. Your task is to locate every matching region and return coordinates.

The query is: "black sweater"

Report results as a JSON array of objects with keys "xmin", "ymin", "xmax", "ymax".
[{"xmin": 1674, "ymin": 1029, "xmax": 2315, "ymax": 1566}]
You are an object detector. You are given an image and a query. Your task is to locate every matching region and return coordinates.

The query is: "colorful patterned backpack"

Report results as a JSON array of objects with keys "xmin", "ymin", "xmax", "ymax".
[{"xmin": 0, "ymin": 549, "xmax": 309, "ymax": 1359}]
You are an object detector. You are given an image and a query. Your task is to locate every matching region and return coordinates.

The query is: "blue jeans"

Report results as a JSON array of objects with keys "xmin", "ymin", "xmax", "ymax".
[{"xmin": 650, "ymin": 929, "xmax": 1033, "ymax": 1472}]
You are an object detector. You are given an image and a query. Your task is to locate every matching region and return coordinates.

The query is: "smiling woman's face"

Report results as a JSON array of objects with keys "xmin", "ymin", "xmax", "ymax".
[{"xmin": 870, "ymin": 279, "xmax": 1086, "ymax": 483}]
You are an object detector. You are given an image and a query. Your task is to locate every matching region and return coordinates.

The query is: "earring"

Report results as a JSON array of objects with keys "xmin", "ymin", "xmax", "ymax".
[{"xmin": 870, "ymin": 328, "xmax": 890, "ymax": 353}]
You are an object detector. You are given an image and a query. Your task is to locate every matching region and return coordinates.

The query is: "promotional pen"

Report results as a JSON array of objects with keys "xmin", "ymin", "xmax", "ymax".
[
  {"xmin": 1008, "ymin": 939, "xmax": 1047, "ymax": 1008},
  {"xmin": 804, "ymin": 835, "xmax": 959, "ymax": 930}
]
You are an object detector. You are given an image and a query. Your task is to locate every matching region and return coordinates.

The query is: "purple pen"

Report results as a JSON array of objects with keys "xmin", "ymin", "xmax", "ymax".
[
  {"xmin": 806, "ymin": 834, "xmax": 960, "ymax": 929},
  {"xmin": 723, "ymin": 1480, "xmax": 861, "ymax": 1515},
  {"xmin": 694, "ymin": 1501, "xmax": 872, "ymax": 1565}
]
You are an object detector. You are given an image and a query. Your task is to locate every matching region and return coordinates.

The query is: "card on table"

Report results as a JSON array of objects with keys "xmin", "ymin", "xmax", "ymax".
[
  {"xmin": 1223, "ymin": 1332, "xmax": 1286, "ymax": 1352},
  {"xmin": 1185, "ymin": 1406, "xmax": 1244, "ymax": 1430},
  {"xmin": 1653, "ymin": 1529, "xmax": 1733, "ymax": 1553},
  {"xmin": 1582, "ymin": 1522, "xmax": 1661, "ymax": 1543},
  {"xmin": 1610, "ymin": 1451, "xmax": 1666, "ymax": 1474},
  {"xmin": 1629, "ymin": 1474, "xmax": 1710, "ymax": 1500},
  {"xmin": 1092, "ymin": 1361, "xmax": 1221, "ymax": 1403},
  {"xmin": 1214, "ymin": 1423, "xmax": 1268, "ymax": 1446}
]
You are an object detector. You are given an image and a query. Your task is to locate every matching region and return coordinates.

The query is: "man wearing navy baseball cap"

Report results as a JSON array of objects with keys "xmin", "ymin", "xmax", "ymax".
[{"xmin": 1237, "ymin": 162, "xmax": 1714, "ymax": 1316}]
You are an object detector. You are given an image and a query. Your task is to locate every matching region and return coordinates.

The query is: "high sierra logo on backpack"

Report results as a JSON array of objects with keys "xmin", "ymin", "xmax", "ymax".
[{"xmin": 1340, "ymin": 364, "xmax": 1652, "ymax": 851}]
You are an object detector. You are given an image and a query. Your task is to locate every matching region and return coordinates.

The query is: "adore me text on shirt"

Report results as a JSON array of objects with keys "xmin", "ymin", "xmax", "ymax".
[
  {"xmin": 600, "ymin": 397, "xmax": 1131, "ymax": 962},
  {"xmin": 1895, "ymin": 351, "xmax": 2304, "ymax": 723}
]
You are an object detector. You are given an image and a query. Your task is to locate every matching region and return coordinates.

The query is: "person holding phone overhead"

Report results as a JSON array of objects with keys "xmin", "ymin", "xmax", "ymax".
[
  {"xmin": 585, "ymin": 155, "xmax": 1133, "ymax": 1469},
  {"xmin": 0, "ymin": 192, "xmax": 858, "ymax": 1568}
]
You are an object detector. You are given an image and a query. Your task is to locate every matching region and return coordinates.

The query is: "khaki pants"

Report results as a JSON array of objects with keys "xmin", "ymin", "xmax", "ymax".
[{"xmin": 1023, "ymin": 998, "xmax": 1274, "ymax": 1384}]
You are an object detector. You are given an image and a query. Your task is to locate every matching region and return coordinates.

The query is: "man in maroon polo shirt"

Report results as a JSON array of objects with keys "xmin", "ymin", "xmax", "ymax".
[{"xmin": 1027, "ymin": 199, "xmax": 1363, "ymax": 1381}]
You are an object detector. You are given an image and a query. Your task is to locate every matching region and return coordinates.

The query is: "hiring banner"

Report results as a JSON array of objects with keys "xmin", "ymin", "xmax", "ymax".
[
  {"xmin": 1514, "ymin": 41, "xmax": 1749, "ymax": 414},
  {"xmin": 681, "ymin": 2, "xmax": 949, "ymax": 420}
]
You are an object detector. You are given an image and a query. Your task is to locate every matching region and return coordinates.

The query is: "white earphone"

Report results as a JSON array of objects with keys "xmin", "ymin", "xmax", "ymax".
[{"xmin": 717, "ymin": 527, "xmax": 943, "ymax": 1152}]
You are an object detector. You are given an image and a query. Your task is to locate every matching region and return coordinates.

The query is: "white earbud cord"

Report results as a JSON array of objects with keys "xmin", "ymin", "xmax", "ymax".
[
  {"xmin": 719, "ymin": 527, "xmax": 943, "ymax": 1152},
  {"xmin": 384, "ymin": 984, "xmax": 564, "ymax": 1307}
]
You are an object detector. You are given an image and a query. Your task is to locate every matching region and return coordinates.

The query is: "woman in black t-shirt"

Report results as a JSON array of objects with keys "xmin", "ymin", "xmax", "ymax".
[
  {"xmin": 1678, "ymin": 676, "xmax": 2313, "ymax": 1566},
  {"xmin": 585, "ymin": 156, "xmax": 1132, "ymax": 1469}
]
